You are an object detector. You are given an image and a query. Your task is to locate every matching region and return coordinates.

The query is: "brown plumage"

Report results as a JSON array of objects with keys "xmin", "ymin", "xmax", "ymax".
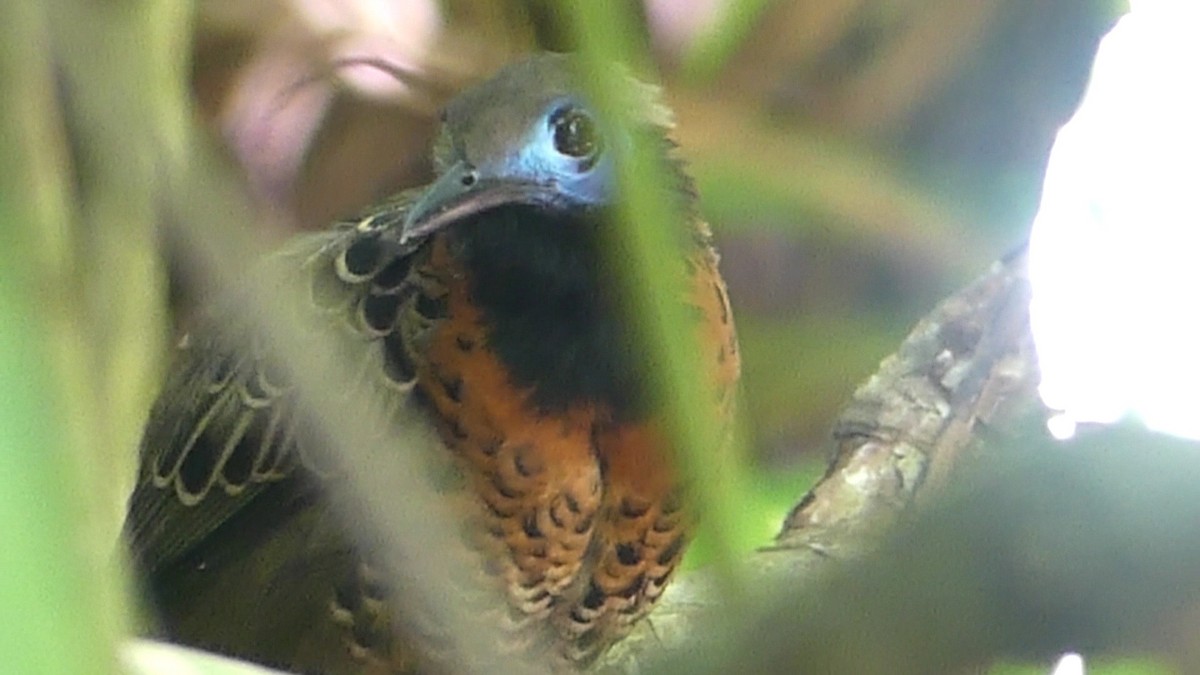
[{"xmin": 125, "ymin": 53, "xmax": 739, "ymax": 673}]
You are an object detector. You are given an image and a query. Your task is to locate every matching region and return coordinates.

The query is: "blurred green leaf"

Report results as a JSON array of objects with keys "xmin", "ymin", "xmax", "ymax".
[
  {"xmin": 563, "ymin": 1, "xmax": 751, "ymax": 602},
  {"xmin": 685, "ymin": 461, "xmax": 824, "ymax": 569},
  {"xmin": 0, "ymin": 4, "xmax": 123, "ymax": 672},
  {"xmin": 681, "ymin": 0, "xmax": 776, "ymax": 82}
]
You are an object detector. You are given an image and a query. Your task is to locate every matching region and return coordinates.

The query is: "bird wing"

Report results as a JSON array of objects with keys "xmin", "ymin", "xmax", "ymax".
[{"xmin": 125, "ymin": 189, "xmax": 439, "ymax": 577}]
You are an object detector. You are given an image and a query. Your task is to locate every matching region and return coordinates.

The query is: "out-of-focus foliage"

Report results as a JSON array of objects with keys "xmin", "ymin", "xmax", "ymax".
[
  {"xmin": 0, "ymin": 0, "xmax": 1125, "ymax": 672},
  {"xmin": 0, "ymin": 1, "xmax": 184, "ymax": 672}
]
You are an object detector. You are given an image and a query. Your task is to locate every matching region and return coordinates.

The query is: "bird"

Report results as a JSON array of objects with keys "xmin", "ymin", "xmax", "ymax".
[{"xmin": 124, "ymin": 52, "xmax": 740, "ymax": 674}]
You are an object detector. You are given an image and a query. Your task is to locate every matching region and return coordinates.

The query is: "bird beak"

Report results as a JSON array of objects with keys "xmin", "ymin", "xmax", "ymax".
[{"xmin": 400, "ymin": 161, "xmax": 560, "ymax": 244}]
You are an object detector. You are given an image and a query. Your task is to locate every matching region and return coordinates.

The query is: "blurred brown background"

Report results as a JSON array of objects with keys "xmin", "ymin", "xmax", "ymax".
[{"xmin": 186, "ymin": 0, "xmax": 1120, "ymax": 476}]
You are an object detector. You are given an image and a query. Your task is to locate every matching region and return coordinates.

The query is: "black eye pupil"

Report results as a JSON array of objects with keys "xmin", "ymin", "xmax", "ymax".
[{"xmin": 550, "ymin": 106, "xmax": 601, "ymax": 161}]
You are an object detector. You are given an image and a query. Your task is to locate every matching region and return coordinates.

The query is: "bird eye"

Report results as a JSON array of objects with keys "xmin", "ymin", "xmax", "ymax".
[{"xmin": 549, "ymin": 105, "xmax": 602, "ymax": 165}]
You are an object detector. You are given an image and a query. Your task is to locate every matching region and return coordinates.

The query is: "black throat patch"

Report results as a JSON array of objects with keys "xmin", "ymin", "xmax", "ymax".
[{"xmin": 448, "ymin": 205, "xmax": 650, "ymax": 421}]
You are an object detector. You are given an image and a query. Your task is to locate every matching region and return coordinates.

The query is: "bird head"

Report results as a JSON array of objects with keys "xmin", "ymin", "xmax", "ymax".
[{"xmin": 399, "ymin": 53, "xmax": 678, "ymax": 244}]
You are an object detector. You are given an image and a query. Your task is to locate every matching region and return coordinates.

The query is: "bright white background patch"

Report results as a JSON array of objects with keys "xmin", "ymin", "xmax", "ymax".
[
  {"xmin": 1029, "ymin": 1, "xmax": 1200, "ymax": 440},
  {"xmin": 1052, "ymin": 652, "xmax": 1086, "ymax": 675}
]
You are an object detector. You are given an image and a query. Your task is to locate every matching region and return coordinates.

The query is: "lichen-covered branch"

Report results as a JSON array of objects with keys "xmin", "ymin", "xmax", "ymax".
[{"xmin": 778, "ymin": 246, "xmax": 1039, "ymax": 550}]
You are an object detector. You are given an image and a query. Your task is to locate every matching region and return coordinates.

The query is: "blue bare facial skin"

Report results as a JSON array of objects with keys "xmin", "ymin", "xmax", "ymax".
[{"xmin": 400, "ymin": 55, "xmax": 624, "ymax": 243}]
